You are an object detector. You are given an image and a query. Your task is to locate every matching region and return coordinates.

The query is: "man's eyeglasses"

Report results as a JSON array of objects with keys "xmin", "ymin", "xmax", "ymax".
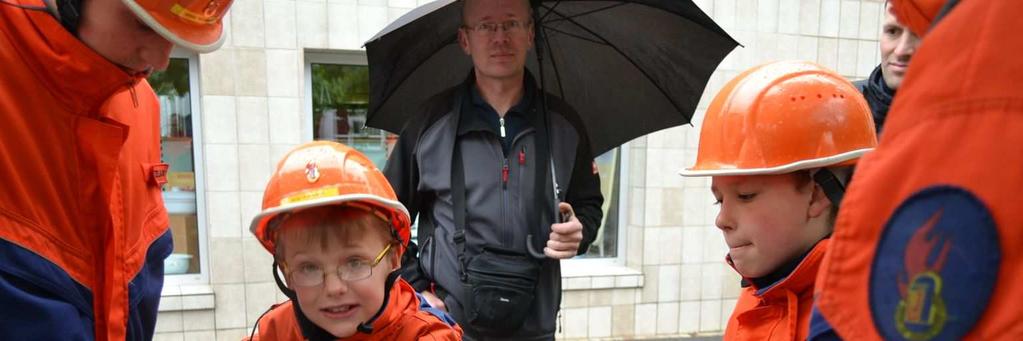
[
  {"xmin": 284, "ymin": 244, "xmax": 392, "ymax": 287},
  {"xmin": 463, "ymin": 19, "xmax": 532, "ymax": 36}
]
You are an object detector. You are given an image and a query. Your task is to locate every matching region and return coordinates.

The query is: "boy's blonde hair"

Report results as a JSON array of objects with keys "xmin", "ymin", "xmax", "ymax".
[{"xmin": 273, "ymin": 205, "xmax": 396, "ymax": 266}]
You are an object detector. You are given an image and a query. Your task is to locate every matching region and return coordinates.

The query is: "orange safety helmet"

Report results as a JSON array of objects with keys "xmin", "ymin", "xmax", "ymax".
[
  {"xmin": 122, "ymin": 0, "xmax": 232, "ymax": 52},
  {"xmin": 249, "ymin": 141, "xmax": 412, "ymax": 258},
  {"xmin": 680, "ymin": 60, "xmax": 877, "ymax": 177}
]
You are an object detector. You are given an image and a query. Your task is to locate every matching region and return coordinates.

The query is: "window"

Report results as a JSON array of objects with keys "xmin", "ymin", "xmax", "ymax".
[
  {"xmin": 305, "ymin": 52, "xmax": 390, "ymax": 169},
  {"xmin": 580, "ymin": 147, "xmax": 626, "ymax": 259},
  {"xmin": 148, "ymin": 51, "xmax": 209, "ymax": 283}
]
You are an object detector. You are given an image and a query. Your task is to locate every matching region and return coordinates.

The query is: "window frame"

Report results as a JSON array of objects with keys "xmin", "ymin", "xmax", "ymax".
[
  {"xmin": 568, "ymin": 145, "xmax": 629, "ymax": 266},
  {"xmin": 161, "ymin": 49, "xmax": 211, "ymax": 285},
  {"xmin": 302, "ymin": 50, "xmax": 370, "ymax": 142}
]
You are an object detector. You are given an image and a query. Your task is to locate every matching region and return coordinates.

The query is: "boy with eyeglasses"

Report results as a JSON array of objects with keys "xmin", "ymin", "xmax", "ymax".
[{"xmin": 246, "ymin": 141, "xmax": 462, "ymax": 340}]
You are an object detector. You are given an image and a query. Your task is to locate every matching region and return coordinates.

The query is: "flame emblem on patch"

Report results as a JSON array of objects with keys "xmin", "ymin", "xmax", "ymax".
[{"xmin": 895, "ymin": 210, "xmax": 950, "ymax": 340}]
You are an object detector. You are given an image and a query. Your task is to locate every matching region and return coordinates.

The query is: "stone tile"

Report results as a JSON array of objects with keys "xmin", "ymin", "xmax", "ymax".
[
  {"xmin": 657, "ymin": 265, "xmax": 681, "ymax": 302},
  {"xmin": 215, "ymin": 328, "xmax": 248, "ymax": 341},
  {"xmin": 646, "ymin": 148, "xmax": 686, "ymax": 189},
  {"xmin": 236, "ymin": 97, "xmax": 269, "ymax": 144},
  {"xmin": 713, "ymin": 0, "xmax": 736, "ymax": 30},
  {"xmin": 699, "ymin": 300, "xmax": 722, "ymax": 332},
  {"xmin": 682, "ymin": 189, "xmax": 708, "ymax": 227},
  {"xmin": 682, "ymin": 226, "xmax": 703, "ymax": 264},
  {"xmin": 701, "ymin": 263, "xmax": 725, "ymax": 300},
  {"xmin": 778, "ymin": 34, "xmax": 799, "ymax": 61},
  {"xmin": 562, "ymin": 290, "xmax": 589, "ymax": 308},
  {"xmin": 591, "ymin": 276, "xmax": 615, "ymax": 289},
  {"xmin": 183, "ymin": 331, "xmax": 216, "ymax": 341},
  {"xmin": 756, "ymin": 32, "xmax": 779, "ymax": 63},
  {"xmin": 615, "ymin": 274, "xmax": 640, "ymax": 288},
  {"xmin": 357, "ymin": 5, "xmax": 389, "ymax": 46},
  {"xmin": 204, "ymin": 145, "xmax": 239, "ymax": 192},
  {"xmin": 589, "ymin": 289, "xmax": 613, "ymax": 306},
  {"xmin": 388, "ymin": 0, "xmax": 416, "ymax": 8},
  {"xmin": 388, "ymin": 7, "xmax": 412, "ymax": 24},
  {"xmin": 156, "ymin": 311, "xmax": 182, "ymax": 333},
  {"xmin": 626, "ymin": 223, "xmax": 643, "ymax": 268},
  {"xmin": 239, "ymin": 191, "xmax": 265, "ymax": 238},
  {"xmin": 643, "ymin": 227, "xmax": 660, "ymax": 265},
  {"xmin": 199, "ymin": 48, "xmax": 236, "ymax": 96},
  {"xmin": 837, "ymin": 38, "xmax": 859, "ymax": 76},
  {"xmin": 238, "ymin": 144, "xmax": 271, "ymax": 191},
  {"xmin": 657, "ymin": 226, "xmax": 683, "ymax": 264},
  {"xmin": 202, "ymin": 96, "xmax": 237, "ymax": 144},
  {"xmin": 735, "ymin": 0, "xmax": 757, "ymax": 31},
  {"xmin": 641, "ymin": 265, "xmax": 659, "ymax": 303},
  {"xmin": 819, "ymin": 0, "xmax": 840, "ymax": 37},
  {"xmin": 207, "ymin": 189, "xmax": 241, "ymax": 237},
  {"xmin": 562, "ymin": 307, "xmax": 588, "ymax": 338},
  {"xmin": 612, "ymin": 288, "xmax": 637, "ymax": 305},
  {"xmin": 210, "ymin": 238, "xmax": 244, "ymax": 284},
  {"xmin": 213, "ymin": 284, "xmax": 247, "ymax": 329},
  {"xmin": 679, "ymin": 263, "xmax": 702, "ymax": 301},
  {"xmin": 588, "ymin": 306, "xmax": 612, "ymax": 338},
  {"xmin": 296, "ymin": 1, "xmax": 328, "ymax": 48},
  {"xmin": 629, "ymin": 149, "xmax": 647, "ymax": 189},
  {"xmin": 859, "ymin": 0, "xmax": 882, "ymax": 40},
  {"xmin": 679, "ymin": 301, "xmax": 701, "ymax": 334},
  {"xmin": 693, "ymin": 0, "xmax": 713, "ymax": 16},
  {"xmin": 798, "ymin": 36, "xmax": 819, "ymax": 62},
  {"xmin": 646, "ymin": 125, "xmax": 685, "ymax": 148},
  {"xmin": 268, "ymin": 97, "xmax": 302, "ymax": 144},
  {"xmin": 266, "ymin": 50, "xmax": 300, "ymax": 97},
  {"xmin": 328, "ymin": 3, "xmax": 360, "ymax": 49},
  {"xmin": 722, "ymin": 266, "xmax": 743, "ymax": 299},
  {"xmin": 181, "ymin": 293, "xmax": 215, "ymax": 311},
  {"xmin": 838, "ymin": 0, "xmax": 860, "ymax": 39},
  {"xmin": 564, "ymin": 277, "xmax": 591, "ymax": 291},
  {"xmin": 358, "ymin": 0, "xmax": 386, "ymax": 5},
  {"xmin": 857, "ymin": 40, "xmax": 879, "ymax": 78},
  {"xmin": 799, "ymin": 0, "xmax": 821, "ymax": 36},
  {"xmin": 230, "ymin": 0, "xmax": 265, "ymax": 48},
  {"xmin": 633, "ymin": 303, "xmax": 657, "ymax": 336},
  {"xmin": 612, "ymin": 304, "xmax": 635, "ymax": 337},
  {"xmin": 264, "ymin": 1, "xmax": 297, "ymax": 49},
  {"xmin": 182, "ymin": 310, "xmax": 216, "ymax": 331},
  {"xmin": 757, "ymin": 0, "xmax": 779, "ymax": 33},
  {"xmin": 159, "ymin": 294, "xmax": 181, "ymax": 312},
  {"xmin": 818, "ymin": 37, "xmax": 839, "ymax": 71},
  {"xmin": 246, "ymin": 282, "xmax": 279, "ymax": 325},
  {"xmin": 154, "ymin": 332, "xmax": 184, "ymax": 341},
  {"xmin": 702, "ymin": 231, "xmax": 727, "ymax": 268},
  {"xmin": 244, "ymin": 238, "xmax": 275, "ymax": 283},
  {"xmin": 661, "ymin": 188, "xmax": 686, "ymax": 228},
  {"xmin": 234, "ymin": 49, "xmax": 267, "ymax": 97},
  {"xmin": 777, "ymin": 0, "xmax": 799, "ymax": 34},
  {"xmin": 656, "ymin": 302, "xmax": 679, "ymax": 335},
  {"xmin": 722, "ymin": 298, "xmax": 739, "ymax": 330}
]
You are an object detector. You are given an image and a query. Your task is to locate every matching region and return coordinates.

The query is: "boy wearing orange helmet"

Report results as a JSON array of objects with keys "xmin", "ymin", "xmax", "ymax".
[
  {"xmin": 680, "ymin": 61, "xmax": 877, "ymax": 340},
  {"xmin": 246, "ymin": 141, "xmax": 462, "ymax": 340}
]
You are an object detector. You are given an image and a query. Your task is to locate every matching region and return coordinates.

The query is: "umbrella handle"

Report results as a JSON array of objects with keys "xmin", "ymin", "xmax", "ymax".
[{"xmin": 526, "ymin": 234, "xmax": 547, "ymax": 259}]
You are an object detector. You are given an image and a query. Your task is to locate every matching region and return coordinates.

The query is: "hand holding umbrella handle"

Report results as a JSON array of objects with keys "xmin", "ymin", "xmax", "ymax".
[{"xmin": 526, "ymin": 205, "xmax": 573, "ymax": 259}]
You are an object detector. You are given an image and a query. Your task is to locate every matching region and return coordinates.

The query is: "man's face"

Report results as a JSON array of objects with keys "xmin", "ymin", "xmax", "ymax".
[
  {"xmin": 77, "ymin": 0, "xmax": 174, "ymax": 74},
  {"xmin": 458, "ymin": 0, "xmax": 534, "ymax": 82},
  {"xmin": 879, "ymin": 3, "xmax": 921, "ymax": 89}
]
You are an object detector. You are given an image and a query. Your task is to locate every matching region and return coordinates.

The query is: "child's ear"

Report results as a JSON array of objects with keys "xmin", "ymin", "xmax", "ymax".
[
  {"xmin": 389, "ymin": 248, "xmax": 401, "ymax": 271},
  {"xmin": 807, "ymin": 183, "xmax": 832, "ymax": 219}
]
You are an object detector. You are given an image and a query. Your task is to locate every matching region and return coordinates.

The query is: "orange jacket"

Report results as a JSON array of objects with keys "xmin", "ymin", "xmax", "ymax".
[
  {"xmin": 724, "ymin": 240, "xmax": 828, "ymax": 341},
  {"xmin": 0, "ymin": 0, "xmax": 171, "ymax": 340},
  {"xmin": 812, "ymin": 0, "xmax": 1023, "ymax": 339},
  {"xmin": 248, "ymin": 279, "xmax": 463, "ymax": 340}
]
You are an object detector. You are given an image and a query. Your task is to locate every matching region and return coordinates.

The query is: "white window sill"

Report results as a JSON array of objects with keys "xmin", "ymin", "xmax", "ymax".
[
  {"xmin": 159, "ymin": 284, "xmax": 215, "ymax": 312},
  {"xmin": 560, "ymin": 260, "xmax": 644, "ymax": 291}
]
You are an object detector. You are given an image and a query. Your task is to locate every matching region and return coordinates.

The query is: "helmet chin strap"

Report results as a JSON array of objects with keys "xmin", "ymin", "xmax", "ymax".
[{"xmin": 271, "ymin": 262, "xmax": 401, "ymax": 339}]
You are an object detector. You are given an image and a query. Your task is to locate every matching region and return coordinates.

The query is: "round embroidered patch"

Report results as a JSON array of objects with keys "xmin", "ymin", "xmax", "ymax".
[{"xmin": 870, "ymin": 185, "xmax": 1000, "ymax": 340}]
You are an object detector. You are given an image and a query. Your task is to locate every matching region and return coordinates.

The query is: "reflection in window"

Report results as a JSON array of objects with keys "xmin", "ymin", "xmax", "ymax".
[
  {"xmin": 311, "ymin": 63, "xmax": 391, "ymax": 169},
  {"xmin": 149, "ymin": 58, "xmax": 200, "ymax": 275},
  {"xmin": 581, "ymin": 148, "xmax": 621, "ymax": 258}
]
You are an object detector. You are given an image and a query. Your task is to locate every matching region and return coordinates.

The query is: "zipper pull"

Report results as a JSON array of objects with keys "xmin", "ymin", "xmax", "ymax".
[
  {"xmin": 129, "ymin": 84, "xmax": 139, "ymax": 108},
  {"xmin": 499, "ymin": 117, "xmax": 506, "ymax": 138},
  {"xmin": 502, "ymin": 159, "xmax": 509, "ymax": 189},
  {"xmin": 519, "ymin": 147, "xmax": 526, "ymax": 165}
]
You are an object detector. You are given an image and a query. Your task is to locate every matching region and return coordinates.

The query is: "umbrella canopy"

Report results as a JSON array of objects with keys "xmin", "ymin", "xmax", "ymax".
[{"xmin": 365, "ymin": 0, "xmax": 738, "ymax": 155}]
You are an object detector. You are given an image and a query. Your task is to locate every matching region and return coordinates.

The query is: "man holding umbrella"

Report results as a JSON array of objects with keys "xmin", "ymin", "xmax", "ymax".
[{"xmin": 383, "ymin": 0, "xmax": 604, "ymax": 339}]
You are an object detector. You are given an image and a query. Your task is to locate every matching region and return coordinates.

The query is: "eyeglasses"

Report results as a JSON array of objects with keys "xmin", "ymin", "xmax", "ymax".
[
  {"xmin": 463, "ymin": 19, "xmax": 531, "ymax": 36},
  {"xmin": 284, "ymin": 244, "xmax": 392, "ymax": 287}
]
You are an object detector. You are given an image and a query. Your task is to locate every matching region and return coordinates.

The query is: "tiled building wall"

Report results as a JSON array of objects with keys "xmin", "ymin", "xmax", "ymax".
[{"xmin": 154, "ymin": 0, "xmax": 883, "ymax": 340}]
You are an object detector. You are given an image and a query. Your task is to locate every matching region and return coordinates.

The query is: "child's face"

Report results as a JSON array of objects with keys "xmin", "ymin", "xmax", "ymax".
[
  {"xmin": 279, "ymin": 214, "xmax": 398, "ymax": 338},
  {"xmin": 711, "ymin": 174, "xmax": 831, "ymax": 279}
]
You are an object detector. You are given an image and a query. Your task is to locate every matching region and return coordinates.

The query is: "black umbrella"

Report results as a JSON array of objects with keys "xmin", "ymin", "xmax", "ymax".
[
  {"xmin": 365, "ymin": 0, "xmax": 738, "ymax": 156},
  {"xmin": 365, "ymin": 0, "xmax": 737, "ymax": 258}
]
